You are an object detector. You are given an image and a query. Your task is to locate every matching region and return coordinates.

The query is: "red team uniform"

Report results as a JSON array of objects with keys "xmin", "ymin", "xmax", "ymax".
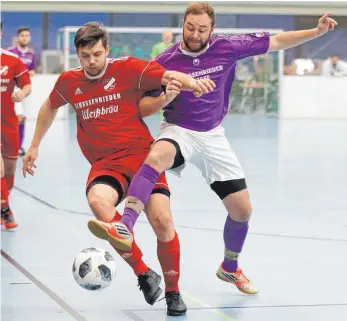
[
  {"xmin": 1, "ymin": 49, "xmax": 31, "ymax": 159},
  {"xmin": 48, "ymin": 57, "xmax": 169, "ymax": 197}
]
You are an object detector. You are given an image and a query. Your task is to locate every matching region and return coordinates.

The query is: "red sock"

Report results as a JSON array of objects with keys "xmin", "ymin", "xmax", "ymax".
[
  {"xmin": 109, "ymin": 211, "xmax": 149, "ymax": 276},
  {"xmin": 1, "ymin": 177, "xmax": 9, "ymax": 209},
  {"xmin": 157, "ymin": 231, "xmax": 180, "ymax": 292},
  {"xmin": 5, "ymin": 175, "xmax": 14, "ymax": 192}
]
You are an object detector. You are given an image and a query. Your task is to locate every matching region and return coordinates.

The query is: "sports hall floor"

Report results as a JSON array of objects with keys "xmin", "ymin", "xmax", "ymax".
[{"xmin": 1, "ymin": 114, "xmax": 347, "ymax": 321}]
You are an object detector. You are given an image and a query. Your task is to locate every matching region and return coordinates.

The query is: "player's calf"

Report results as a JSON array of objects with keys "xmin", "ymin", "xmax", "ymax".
[{"xmin": 146, "ymin": 209, "xmax": 174, "ymax": 242}]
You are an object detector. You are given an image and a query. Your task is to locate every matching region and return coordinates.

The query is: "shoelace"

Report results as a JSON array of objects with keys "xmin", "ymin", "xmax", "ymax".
[
  {"xmin": 158, "ymin": 292, "xmax": 181, "ymax": 303},
  {"xmin": 236, "ymin": 268, "xmax": 248, "ymax": 281},
  {"xmin": 137, "ymin": 273, "xmax": 151, "ymax": 292}
]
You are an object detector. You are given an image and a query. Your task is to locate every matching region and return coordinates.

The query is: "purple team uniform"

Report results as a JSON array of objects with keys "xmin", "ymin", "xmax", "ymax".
[
  {"xmin": 155, "ymin": 33, "xmax": 269, "ymax": 131},
  {"xmin": 151, "ymin": 33, "xmax": 270, "ymax": 184},
  {"xmin": 7, "ymin": 46, "xmax": 36, "ymax": 71}
]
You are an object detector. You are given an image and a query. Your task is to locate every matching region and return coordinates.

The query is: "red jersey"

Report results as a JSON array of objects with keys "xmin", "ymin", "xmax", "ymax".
[
  {"xmin": 49, "ymin": 57, "xmax": 166, "ymax": 164},
  {"xmin": 1, "ymin": 49, "xmax": 31, "ymax": 132}
]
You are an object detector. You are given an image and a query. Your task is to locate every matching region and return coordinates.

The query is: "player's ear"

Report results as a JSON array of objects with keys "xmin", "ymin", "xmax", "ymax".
[
  {"xmin": 106, "ymin": 46, "xmax": 110, "ymax": 57},
  {"xmin": 211, "ymin": 24, "xmax": 216, "ymax": 34}
]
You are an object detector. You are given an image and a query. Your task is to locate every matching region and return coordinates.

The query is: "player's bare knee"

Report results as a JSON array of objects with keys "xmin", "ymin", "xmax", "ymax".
[
  {"xmin": 221, "ymin": 186, "xmax": 252, "ymax": 222},
  {"xmin": 233, "ymin": 202, "xmax": 252, "ymax": 222},
  {"xmin": 145, "ymin": 145, "xmax": 175, "ymax": 172},
  {"xmin": 87, "ymin": 189, "xmax": 114, "ymax": 221},
  {"xmin": 88, "ymin": 193, "xmax": 104, "ymax": 213},
  {"xmin": 154, "ymin": 214, "xmax": 173, "ymax": 232}
]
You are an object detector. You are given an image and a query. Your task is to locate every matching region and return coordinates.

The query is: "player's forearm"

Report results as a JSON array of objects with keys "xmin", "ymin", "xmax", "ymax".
[
  {"xmin": 162, "ymin": 70, "xmax": 196, "ymax": 91},
  {"xmin": 30, "ymin": 98, "xmax": 58, "ymax": 148},
  {"xmin": 269, "ymin": 28, "xmax": 320, "ymax": 52},
  {"xmin": 21, "ymin": 84, "xmax": 32, "ymax": 98},
  {"xmin": 139, "ymin": 94, "xmax": 168, "ymax": 118}
]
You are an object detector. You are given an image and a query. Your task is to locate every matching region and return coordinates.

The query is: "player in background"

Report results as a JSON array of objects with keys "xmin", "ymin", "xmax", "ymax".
[
  {"xmin": 8, "ymin": 27, "xmax": 36, "ymax": 156},
  {"xmin": 22, "ymin": 22, "xmax": 214, "ymax": 316},
  {"xmin": 103, "ymin": 2, "xmax": 338, "ymax": 295},
  {"xmin": 1, "ymin": 21, "xmax": 32, "ymax": 229}
]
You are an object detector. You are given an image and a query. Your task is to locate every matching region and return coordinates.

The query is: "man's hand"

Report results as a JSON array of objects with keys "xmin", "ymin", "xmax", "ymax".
[
  {"xmin": 317, "ymin": 13, "xmax": 338, "ymax": 35},
  {"xmin": 163, "ymin": 76, "xmax": 183, "ymax": 104},
  {"xmin": 191, "ymin": 78, "xmax": 216, "ymax": 97},
  {"xmin": 11, "ymin": 90, "xmax": 25, "ymax": 103},
  {"xmin": 22, "ymin": 146, "xmax": 38, "ymax": 177}
]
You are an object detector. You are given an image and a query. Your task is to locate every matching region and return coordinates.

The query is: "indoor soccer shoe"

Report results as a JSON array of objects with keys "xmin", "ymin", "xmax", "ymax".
[
  {"xmin": 165, "ymin": 291, "xmax": 187, "ymax": 316},
  {"xmin": 87, "ymin": 219, "xmax": 133, "ymax": 251},
  {"xmin": 216, "ymin": 265, "xmax": 259, "ymax": 295},
  {"xmin": 137, "ymin": 269, "xmax": 163, "ymax": 305},
  {"xmin": 2, "ymin": 211, "xmax": 18, "ymax": 230}
]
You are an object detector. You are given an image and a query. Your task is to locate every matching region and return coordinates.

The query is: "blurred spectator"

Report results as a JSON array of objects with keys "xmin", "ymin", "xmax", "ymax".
[
  {"xmin": 151, "ymin": 29, "xmax": 173, "ymax": 58},
  {"xmin": 321, "ymin": 54, "xmax": 347, "ymax": 77},
  {"xmin": 8, "ymin": 27, "xmax": 36, "ymax": 76}
]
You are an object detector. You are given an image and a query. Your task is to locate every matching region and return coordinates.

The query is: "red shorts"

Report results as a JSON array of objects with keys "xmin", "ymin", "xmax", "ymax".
[
  {"xmin": 1, "ymin": 128, "xmax": 19, "ymax": 160},
  {"xmin": 86, "ymin": 148, "xmax": 169, "ymax": 203}
]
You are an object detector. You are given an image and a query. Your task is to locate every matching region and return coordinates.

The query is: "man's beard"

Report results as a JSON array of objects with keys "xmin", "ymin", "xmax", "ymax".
[{"xmin": 182, "ymin": 31, "xmax": 211, "ymax": 53}]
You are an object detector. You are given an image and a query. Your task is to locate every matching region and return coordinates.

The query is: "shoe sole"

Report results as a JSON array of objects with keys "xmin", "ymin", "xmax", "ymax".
[
  {"xmin": 167, "ymin": 310, "xmax": 187, "ymax": 316},
  {"xmin": 216, "ymin": 271, "xmax": 258, "ymax": 295},
  {"xmin": 5, "ymin": 223, "xmax": 18, "ymax": 230},
  {"xmin": 87, "ymin": 220, "xmax": 132, "ymax": 252},
  {"xmin": 147, "ymin": 276, "xmax": 163, "ymax": 306}
]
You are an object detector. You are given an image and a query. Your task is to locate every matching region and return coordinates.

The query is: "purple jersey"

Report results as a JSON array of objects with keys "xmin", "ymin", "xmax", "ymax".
[
  {"xmin": 7, "ymin": 46, "xmax": 36, "ymax": 71},
  {"xmin": 154, "ymin": 33, "xmax": 270, "ymax": 131}
]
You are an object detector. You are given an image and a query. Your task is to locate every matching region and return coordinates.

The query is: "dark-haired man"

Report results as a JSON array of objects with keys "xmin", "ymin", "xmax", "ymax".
[{"xmin": 23, "ymin": 21, "xmax": 215, "ymax": 316}]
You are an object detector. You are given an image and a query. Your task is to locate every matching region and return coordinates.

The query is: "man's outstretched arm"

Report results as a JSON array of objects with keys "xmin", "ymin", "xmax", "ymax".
[{"xmin": 269, "ymin": 13, "xmax": 337, "ymax": 52}]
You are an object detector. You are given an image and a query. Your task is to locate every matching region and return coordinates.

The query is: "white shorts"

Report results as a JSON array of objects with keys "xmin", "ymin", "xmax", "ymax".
[
  {"xmin": 15, "ymin": 101, "xmax": 26, "ymax": 116},
  {"xmin": 156, "ymin": 121, "xmax": 245, "ymax": 184},
  {"xmin": 14, "ymin": 87, "xmax": 28, "ymax": 117}
]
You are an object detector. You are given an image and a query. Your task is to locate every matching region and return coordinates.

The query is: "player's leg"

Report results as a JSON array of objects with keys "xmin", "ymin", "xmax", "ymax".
[
  {"xmin": 15, "ymin": 102, "xmax": 26, "ymax": 156},
  {"xmin": 212, "ymin": 182, "xmax": 258, "ymax": 294},
  {"xmin": 203, "ymin": 127, "xmax": 258, "ymax": 294},
  {"xmin": 119, "ymin": 140, "xmax": 176, "ymax": 232},
  {"xmin": 118, "ymin": 123, "xmax": 191, "ymax": 249},
  {"xmin": 144, "ymin": 177, "xmax": 187, "ymax": 316},
  {"xmin": 86, "ymin": 172, "xmax": 163, "ymax": 305},
  {"xmin": 1, "ymin": 154, "xmax": 7, "ymax": 226},
  {"xmin": 18, "ymin": 118, "xmax": 26, "ymax": 156},
  {"xmin": 1, "ymin": 131, "xmax": 19, "ymax": 229}
]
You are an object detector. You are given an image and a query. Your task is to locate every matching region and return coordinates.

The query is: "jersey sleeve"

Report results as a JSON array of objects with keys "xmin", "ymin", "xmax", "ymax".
[
  {"xmin": 225, "ymin": 32, "xmax": 270, "ymax": 60},
  {"xmin": 142, "ymin": 89, "xmax": 163, "ymax": 98},
  {"xmin": 127, "ymin": 57, "xmax": 166, "ymax": 92},
  {"xmin": 49, "ymin": 72, "xmax": 70, "ymax": 109},
  {"xmin": 14, "ymin": 58, "xmax": 31, "ymax": 88}
]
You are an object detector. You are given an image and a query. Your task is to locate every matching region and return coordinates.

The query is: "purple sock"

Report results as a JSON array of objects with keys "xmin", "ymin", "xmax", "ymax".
[
  {"xmin": 222, "ymin": 216, "xmax": 249, "ymax": 273},
  {"xmin": 19, "ymin": 122, "xmax": 25, "ymax": 148},
  {"xmin": 121, "ymin": 164, "xmax": 160, "ymax": 232}
]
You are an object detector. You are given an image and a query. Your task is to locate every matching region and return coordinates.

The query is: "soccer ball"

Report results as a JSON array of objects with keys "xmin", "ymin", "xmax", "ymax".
[{"xmin": 72, "ymin": 247, "xmax": 116, "ymax": 291}]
